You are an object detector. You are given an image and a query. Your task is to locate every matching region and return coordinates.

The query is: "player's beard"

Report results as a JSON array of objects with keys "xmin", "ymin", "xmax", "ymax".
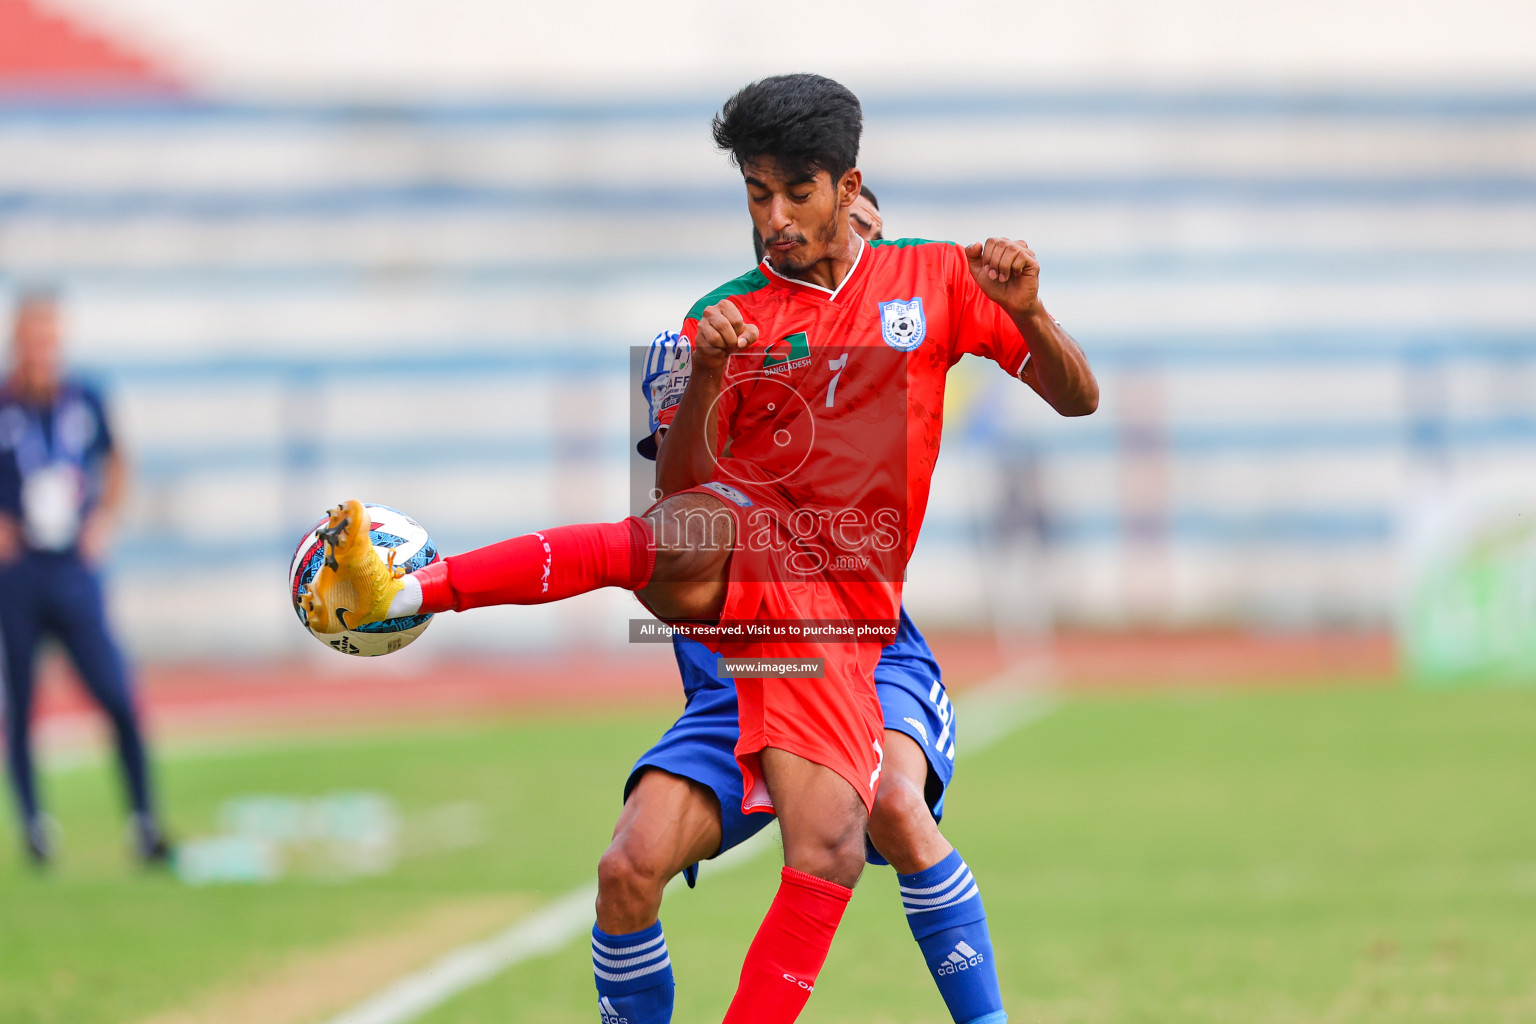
[{"xmin": 766, "ymin": 207, "xmax": 843, "ymax": 277}]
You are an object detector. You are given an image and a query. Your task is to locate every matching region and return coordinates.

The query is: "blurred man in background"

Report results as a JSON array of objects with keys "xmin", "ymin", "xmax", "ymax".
[{"xmin": 0, "ymin": 291, "xmax": 169, "ymax": 867}]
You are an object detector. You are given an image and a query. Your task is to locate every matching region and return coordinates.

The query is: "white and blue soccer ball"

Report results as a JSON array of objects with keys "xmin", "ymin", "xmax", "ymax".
[{"xmin": 288, "ymin": 503, "xmax": 439, "ymax": 657}]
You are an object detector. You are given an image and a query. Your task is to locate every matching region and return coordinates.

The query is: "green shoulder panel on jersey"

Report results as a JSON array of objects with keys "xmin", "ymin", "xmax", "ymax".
[
  {"xmin": 870, "ymin": 237, "xmax": 953, "ymax": 249},
  {"xmin": 685, "ymin": 267, "xmax": 772, "ymax": 321}
]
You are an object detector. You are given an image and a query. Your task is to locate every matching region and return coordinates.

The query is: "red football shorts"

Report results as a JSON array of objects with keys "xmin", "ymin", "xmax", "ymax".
[{"xmin": 640, "ymin": 481, "xmax": 889, "ymax": 815}]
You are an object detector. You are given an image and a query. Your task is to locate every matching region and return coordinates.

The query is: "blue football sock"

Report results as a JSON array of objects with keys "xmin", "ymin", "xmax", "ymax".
[
  {"xmin": 899, "ymin": 849, "xmax": 1006, "ymax": 1024},
  {"xmin": 592, "ymin": 920, "xmax": 674, "ymax": 1024}
]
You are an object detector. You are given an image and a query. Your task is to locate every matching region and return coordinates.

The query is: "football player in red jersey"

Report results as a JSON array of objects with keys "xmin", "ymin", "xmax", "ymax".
[
  {"xmin": 302, "ymin": 73, "xmax": 1096, "ymax": 1023},
  {"xmin": 590, "ymin": 187, "xmax": 1015, "ymax": 1024}
]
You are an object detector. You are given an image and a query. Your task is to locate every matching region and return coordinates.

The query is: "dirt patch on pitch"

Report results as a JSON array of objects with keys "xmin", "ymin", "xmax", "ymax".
[{"xmin": 136, "ymin": 893, "xmax": 530, "ymax": 1024}]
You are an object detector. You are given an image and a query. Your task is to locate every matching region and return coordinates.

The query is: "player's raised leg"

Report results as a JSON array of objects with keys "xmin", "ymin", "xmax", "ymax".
[
  {"xmin": 868, "ymin": 733, "xmax": 1006, "ymax": 1024},
  {"xmin": 592, "ymin": 770, "xmax": 722, "ymax": 1024},
  {"xmin": 299, "ymin": 493, "xmax": 730, "ymax": 632}
]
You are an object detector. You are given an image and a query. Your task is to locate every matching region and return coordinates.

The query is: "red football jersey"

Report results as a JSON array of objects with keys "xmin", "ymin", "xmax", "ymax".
[{"xmin": 658, "ymin": 237, "xmax": 1030, "ymax": 612}]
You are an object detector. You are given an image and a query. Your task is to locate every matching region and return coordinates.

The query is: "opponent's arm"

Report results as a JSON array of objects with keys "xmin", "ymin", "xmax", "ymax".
[
  {"xmin": 638, "ymin": 330, "xmax": 687, "ymax": 462},
  {"xmin": 965, "ymin": 238, "xmax": 1098, "ymax": 417},
  {"xmin": 0, "ymin": 513, "xmax": 19, "ymax": 564},
  {"xmin": 0, "ymin": 449, "xmax": 19, "ymax": 563},
  {"xmin": 655, "ymin": 299, "xmax": 758, "ymax": 496},
  {"xmin": 79, "ymin": 448, "xmax": 126, "ymax": 564}
]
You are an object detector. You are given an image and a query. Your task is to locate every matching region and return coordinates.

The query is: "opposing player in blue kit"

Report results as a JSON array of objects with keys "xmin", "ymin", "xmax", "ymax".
[{"xmin": 590, "ymin": 190, "xmax": 1008, "ymax": 1024}]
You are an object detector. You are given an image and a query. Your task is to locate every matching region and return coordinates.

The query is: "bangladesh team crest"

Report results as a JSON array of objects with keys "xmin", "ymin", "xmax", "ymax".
[{"xmin": 879, "ymin": 297, "xmax": 927, "ymax": 351}]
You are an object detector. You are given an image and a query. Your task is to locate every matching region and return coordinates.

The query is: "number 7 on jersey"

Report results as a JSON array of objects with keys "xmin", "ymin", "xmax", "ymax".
[{"xmin": 825, "ymin": 354, "xmax": 849, "ymax": 408}]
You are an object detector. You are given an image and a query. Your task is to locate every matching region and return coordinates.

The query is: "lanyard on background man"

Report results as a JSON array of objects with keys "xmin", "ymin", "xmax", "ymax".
[{"xmin": 3, "ymin": 394, "xmax": 87, "ymax": 552}]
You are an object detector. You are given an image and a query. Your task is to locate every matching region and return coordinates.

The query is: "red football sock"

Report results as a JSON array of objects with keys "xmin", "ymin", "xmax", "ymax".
[
  {"xmin": 721, "ymin": 866, "xmax": 853, "ymax": 1024},
  {"xmin": 414, "ymin": 517, "xmax": 654, "ymax": 613}
]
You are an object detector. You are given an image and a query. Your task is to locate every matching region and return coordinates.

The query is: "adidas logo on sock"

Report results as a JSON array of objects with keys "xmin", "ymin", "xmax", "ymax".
[
  {"xmin": 936, "ymin": 939, "xmax": 984, "ymax": 976},
  {"xmin": 598, "ymin": 995, "xmax": 629, "ymax": 1024}
]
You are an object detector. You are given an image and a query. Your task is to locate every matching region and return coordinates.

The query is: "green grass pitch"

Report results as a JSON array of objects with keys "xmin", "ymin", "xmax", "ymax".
[{"xmin": 3, "ymin": 684, "xmax": 1535, "ymax": 1024}]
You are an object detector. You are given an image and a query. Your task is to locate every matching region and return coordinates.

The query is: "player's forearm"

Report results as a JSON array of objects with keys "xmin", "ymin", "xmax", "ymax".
[
  {"xmin": 96, "ymin": 452, "xmax": 128, "ymax": 520},
  {"xmin": 655, "ymin": 375, "xmax": 723, "ymax": 496},
  {"xmin": 0, "ymin": 512, "xmax": 20, "ymax": 562},
  {"xmin": 1012, "ymin": 306, "xmax": 1098, "ymax": 416}
]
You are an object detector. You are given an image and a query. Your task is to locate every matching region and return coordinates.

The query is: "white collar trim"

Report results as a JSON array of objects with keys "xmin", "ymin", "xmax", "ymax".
[{"xmin": 761, "ymin": 235, "xmax": 866, "ymax": 300}]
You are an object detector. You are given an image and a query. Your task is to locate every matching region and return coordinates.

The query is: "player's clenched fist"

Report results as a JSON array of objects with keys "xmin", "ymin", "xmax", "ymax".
[
  {"xmin": 693, "ymin": 298, "xmax": 759, "ymax": 374},
  {"xmin": 963, "ymin": 238, "xmax": 1041, "ymax": 317}
]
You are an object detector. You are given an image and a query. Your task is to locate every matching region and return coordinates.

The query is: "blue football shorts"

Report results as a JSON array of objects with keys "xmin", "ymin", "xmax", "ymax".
[{"xmin": 623, "ymin": 606, "xmax": 957, "ymax": 883}]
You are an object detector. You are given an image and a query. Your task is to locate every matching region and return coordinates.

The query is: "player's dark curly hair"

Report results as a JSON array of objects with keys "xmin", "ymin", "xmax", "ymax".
[{"xmin": 712, "ymin": 74, "xmax": 862, "ymax": 183}]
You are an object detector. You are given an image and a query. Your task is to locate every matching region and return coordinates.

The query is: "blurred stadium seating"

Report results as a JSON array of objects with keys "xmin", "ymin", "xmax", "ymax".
[
  {"xmin": 1, "ymin": 91, "xmax": 1532, "ymax": 658},
  {"xmin": 2, "ymin": 0, "xmax": 1533, "ymax": 661}
]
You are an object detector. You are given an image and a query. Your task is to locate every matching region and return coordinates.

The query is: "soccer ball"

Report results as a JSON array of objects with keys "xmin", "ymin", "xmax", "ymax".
[{"xmin": 288, "ymin": 503, "xmax": 439, "ymax": 657}]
